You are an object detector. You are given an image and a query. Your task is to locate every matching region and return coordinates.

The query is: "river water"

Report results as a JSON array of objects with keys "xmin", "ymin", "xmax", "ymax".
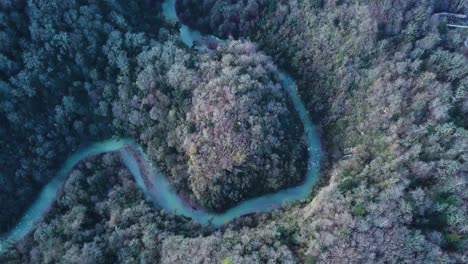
[{"xmin": 0, "ymin": 0, "xmax": 321, "ymax": 254}]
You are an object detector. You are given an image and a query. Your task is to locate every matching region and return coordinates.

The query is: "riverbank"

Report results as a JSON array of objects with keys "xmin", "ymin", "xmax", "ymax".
[{"xmin": 0, "ymin": 0, "xmax": 321, "ymax": 256}]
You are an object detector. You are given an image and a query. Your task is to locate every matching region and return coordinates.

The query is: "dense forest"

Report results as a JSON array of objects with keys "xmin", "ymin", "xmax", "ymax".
[
  {"xmin": 185, "ymin": 40, "xmax": 307, "ymax": 210},
  {"xmin": 0, "ymin": 0, "xmax": 308, "ymax": 234},
  {"xmin": 1, "ymin": 0, "xmax": 467, "ymax": 263},
  {"xmin": 0, "ymin": 0, "xmax": 164, "ymax": 234}
]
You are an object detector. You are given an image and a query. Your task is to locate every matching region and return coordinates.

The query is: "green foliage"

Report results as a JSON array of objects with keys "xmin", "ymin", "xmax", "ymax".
[
  {"xmin": 310, "ymin": 0, "xmax": 324, "ymax": 9},
  {"xmin": 305, "ymin": 256, "xmax": 317, "ymax": 264},
  {"xmin": 437, "ymin": 21, "xmax": 448, "ymax": 34},
  {"xmin": 352, "ymin": 204, "xmax": 367, "ymax": 217},
  {"xmin": 434, "ymin": 192, "xmax": 458, "ymax": 207},
  {"xmin": 276, "ymin": 224, "xmax": 299, "ymax": 246},
  {"xmin": 444, "ymin": 233, "xmax": 467, "ymax": 251},
  {"xmin": 338, "ymin": 177, "xmax": 358, "ymax": 193},
  {"xmin": 221, "ymin": 257, "xmax": 233, "ymax": 264}
]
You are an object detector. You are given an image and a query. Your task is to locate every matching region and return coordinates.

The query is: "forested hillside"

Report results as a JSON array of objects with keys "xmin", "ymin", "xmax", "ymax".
[
  {"xmin": 1, "ymin": 0, "xmax": 467, "ymax": 263},
  {"xmin": 0, "ymin": 0, "xmax": 165, "ymax": 234},
  {"xmin": 1, "ymin": 0, "xmax": 307, "ymax": 236},
  {"xmin": 177, "ymin": 0, "xmax": 468, "ymax": 262},
  {"xmin": 185, "ymin": 40, "xmax": 307, "ymax": 210}
]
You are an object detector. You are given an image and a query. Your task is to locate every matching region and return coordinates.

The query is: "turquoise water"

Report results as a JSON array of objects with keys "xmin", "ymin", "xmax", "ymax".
[
  {"xmin": 162, "ymin": 0, "xmax": 222, "ymax": 49},
  {"xmin": 0, "ymin": 139, "xmax": 132, "ymax": 254},
  {"xmin": 120, "ymin": 72, "xmax": 322, "ymax": 225},
  {"xmin": 0, "ymin": 0, "xmax": 321, "ymax": 255}
]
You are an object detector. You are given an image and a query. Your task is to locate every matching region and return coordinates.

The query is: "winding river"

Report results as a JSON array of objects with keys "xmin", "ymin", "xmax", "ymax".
[{"xmin": 0, "ymin": 0, "xmax": 321, "ymax": 255}]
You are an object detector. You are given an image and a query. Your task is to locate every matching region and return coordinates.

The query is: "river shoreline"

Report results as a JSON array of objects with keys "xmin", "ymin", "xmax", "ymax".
[{"xmin": 0, "ymin": 0, "xmax": 321, "ymax": 256}]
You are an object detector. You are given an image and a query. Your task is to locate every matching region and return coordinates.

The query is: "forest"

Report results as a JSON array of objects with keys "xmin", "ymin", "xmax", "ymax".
[{"xmin": 1, "ymin": 0, "xmax": 467, "ymax": 263}]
